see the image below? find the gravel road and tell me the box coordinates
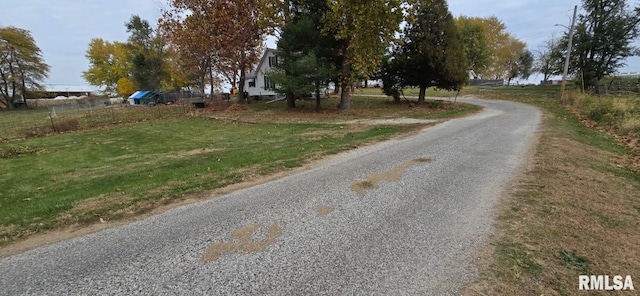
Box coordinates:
[0,98,540,295]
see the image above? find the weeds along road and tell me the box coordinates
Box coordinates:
[0,98,540,295]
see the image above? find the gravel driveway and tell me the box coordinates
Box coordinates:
[0,98,541,295]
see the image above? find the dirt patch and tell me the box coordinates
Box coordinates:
[316,206,336,216]
[300,127,370,141]
[350,158,434,196]
[225,104,248,112]
[201,223,282,262]
[338,118,439,125]
[59,192,134,224]
[173,148,222,158]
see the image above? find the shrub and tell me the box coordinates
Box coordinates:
[24,126,51,138]
[620,117,640,135]
[55,118,80,132]
[580,96,640,135]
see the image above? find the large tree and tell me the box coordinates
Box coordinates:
[565,0,640,88]
[161,0,267,102]
[0,26,49,109]
[535,34,564,83]
[486,33,528,81]
[324,0,404,110]
[383,0,467,104]
[159,11,217,94]
[125,15,167,91]
[506,47,534,85]
[455,16,491,78]
[84,16,170,96]
[83,39,132,96]
[456,16,528,82]
[268,0,338,110]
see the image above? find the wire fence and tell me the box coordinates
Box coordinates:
[595,81,640,96]
[0,95,219,141]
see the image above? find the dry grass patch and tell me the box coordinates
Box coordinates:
[300,127,366,141]
[59,192,135,225]
[467,111,640,295]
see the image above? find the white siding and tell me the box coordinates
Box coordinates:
[245,49,279,98]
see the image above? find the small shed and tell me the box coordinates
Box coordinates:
[128,91,163,105]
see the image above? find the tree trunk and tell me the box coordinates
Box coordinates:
[9,65,17,110]
[418,85,426,104]
[339,82,351,110]
[21,73,28,108]
[338,41,351,111]
[201,71,208,94]
[393,90,401,103]
[209,72,215,97]
[315,80,321,112]
[238,68,246,103]
[0,76,9,109]
[237,51,247,104]
[286,93,295,109]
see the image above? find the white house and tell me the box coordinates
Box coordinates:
[244,48,281,100]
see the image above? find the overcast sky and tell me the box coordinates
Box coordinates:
[1,0,638,91]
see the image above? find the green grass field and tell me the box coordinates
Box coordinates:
[0,96,480,246]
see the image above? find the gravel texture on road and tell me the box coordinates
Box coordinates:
[0,98,540,295]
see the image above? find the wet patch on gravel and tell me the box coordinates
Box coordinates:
[201,223,282,262]
[350,158,434,196]
[316,206,336,216]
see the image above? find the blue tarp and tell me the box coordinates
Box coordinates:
[129,91,149,99]
[128,90,164,105]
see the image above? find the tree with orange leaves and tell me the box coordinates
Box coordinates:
[160,0,267,101]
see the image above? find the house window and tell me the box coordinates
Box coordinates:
[264,77,275,90]
[248,80,255,87]
[268,55,278,67]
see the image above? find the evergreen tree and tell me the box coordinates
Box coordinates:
[385,0,467,104]
[269,0,338,111]
[125,15,167,91]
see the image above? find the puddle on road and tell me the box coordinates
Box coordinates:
[350,158,434,196]
[201,223,282,263]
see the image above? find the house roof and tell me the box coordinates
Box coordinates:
[251,48,277,76]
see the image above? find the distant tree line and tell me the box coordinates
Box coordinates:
[81,0,640,107]
[4,0,638,111]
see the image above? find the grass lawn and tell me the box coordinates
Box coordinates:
[467,89,640,295]
[352,85,480,97]
[0,95,480,248]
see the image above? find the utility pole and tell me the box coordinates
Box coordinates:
[561,5,578,101]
